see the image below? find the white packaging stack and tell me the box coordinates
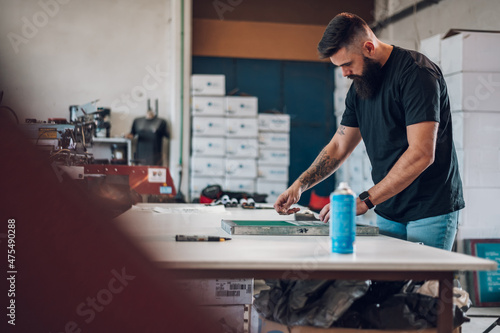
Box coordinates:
[225,96,258,118]
[190,176,225,199]
[191,96,225,116]
[191,75,226,96]
[190,75,228,199]
[223,96,258,194]
[256,180,288,205]
[439,30,500,241]
[226,158,258,179]
[419,33,443,67]
[192,117,226,137]
[257,113,290,204]
[333,66,352,117]
[190,74,260,201]
[333,67,375,225]
[191,137,225,157]
[226,138,259,158]
[440,31,500,76]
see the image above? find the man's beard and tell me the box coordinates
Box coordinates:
[348,57,383,99]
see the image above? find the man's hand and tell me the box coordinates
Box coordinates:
[274,185,301,215]
[356,197,369,216]
[319,203,330,222]
[318,197,368,223]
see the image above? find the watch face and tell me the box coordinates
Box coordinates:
[359,191,369,200]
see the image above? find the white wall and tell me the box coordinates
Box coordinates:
[1,0,172,136]
[0,0,192,195]
[374,0,500,49]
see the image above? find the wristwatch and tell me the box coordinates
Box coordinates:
[359,191,374,209]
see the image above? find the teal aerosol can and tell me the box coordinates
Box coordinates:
[330,182,356,254]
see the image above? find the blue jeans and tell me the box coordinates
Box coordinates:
[375,211,459,250]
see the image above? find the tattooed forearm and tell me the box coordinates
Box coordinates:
[298,149,341,190]
[337,125,346,135]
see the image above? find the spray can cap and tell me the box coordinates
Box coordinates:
[338,182,350,190]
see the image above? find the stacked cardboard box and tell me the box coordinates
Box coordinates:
[190,74,259,200]
[333,67,376,225]
[420,31,500,241]
[257,113,291,204]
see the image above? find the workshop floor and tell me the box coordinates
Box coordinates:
[462,307,500,333]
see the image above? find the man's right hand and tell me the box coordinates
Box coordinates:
[273,185,302,215]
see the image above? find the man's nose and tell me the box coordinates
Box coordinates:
[342,67,351,77]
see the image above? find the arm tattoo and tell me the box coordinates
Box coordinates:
[337,125,346,136]
[298,149,341,190]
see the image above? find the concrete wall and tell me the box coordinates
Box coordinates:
[0,0,192,195]
[374,0,500,49]
[1,0,173,135]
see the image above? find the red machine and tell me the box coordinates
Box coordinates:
[84,165,176,196]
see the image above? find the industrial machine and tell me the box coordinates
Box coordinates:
[20,99,176,209]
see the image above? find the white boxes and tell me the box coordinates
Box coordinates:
[445,72,500,112]
[334,66,352,89]
[334,87,348,116]
[191,157,225,177]
[460,188,500,228]
[226,158,257,178]
[191,96,225,116]
[226,118,258,138]
[419,33,442,66]
[225,96,258,118]
[258,163,288,182]
[441,31,500,75]
[175,279,254,305]
[256,180,287,204]
[225,178,256,193]
[452,111,500,150]
[191,137,225,157]
[455,147,500,188]
[258,149,290,166]
[257,114,291,132]
[190,74,264,200]
[256,113,290,200]
[191,74,226,96]
[192,117,226,137]
[190,176,225,198]
[225,138,259,158]
[258,132,290,149]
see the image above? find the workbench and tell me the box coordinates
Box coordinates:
[115,204,497,333]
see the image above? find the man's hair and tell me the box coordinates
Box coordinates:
[317,12,370,59]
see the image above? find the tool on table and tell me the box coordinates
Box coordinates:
[175,235,231,242]
[221,219,378,236]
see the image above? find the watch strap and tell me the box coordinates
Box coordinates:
[359,191,374,209]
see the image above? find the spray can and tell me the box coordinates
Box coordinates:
[330,182,356,254]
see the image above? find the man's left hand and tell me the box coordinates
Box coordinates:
[318,197,369,223]
[356,197,369,216]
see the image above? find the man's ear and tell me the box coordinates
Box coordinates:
[362,41,375,57]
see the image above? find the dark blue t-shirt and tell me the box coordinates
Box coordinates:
[340,46,464,222]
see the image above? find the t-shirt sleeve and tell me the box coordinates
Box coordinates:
[160,119,169,138]
[130,119,137,135]
[340,86,359,128]
[401,67,440,126]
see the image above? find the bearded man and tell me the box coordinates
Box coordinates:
[274,12,464,250]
